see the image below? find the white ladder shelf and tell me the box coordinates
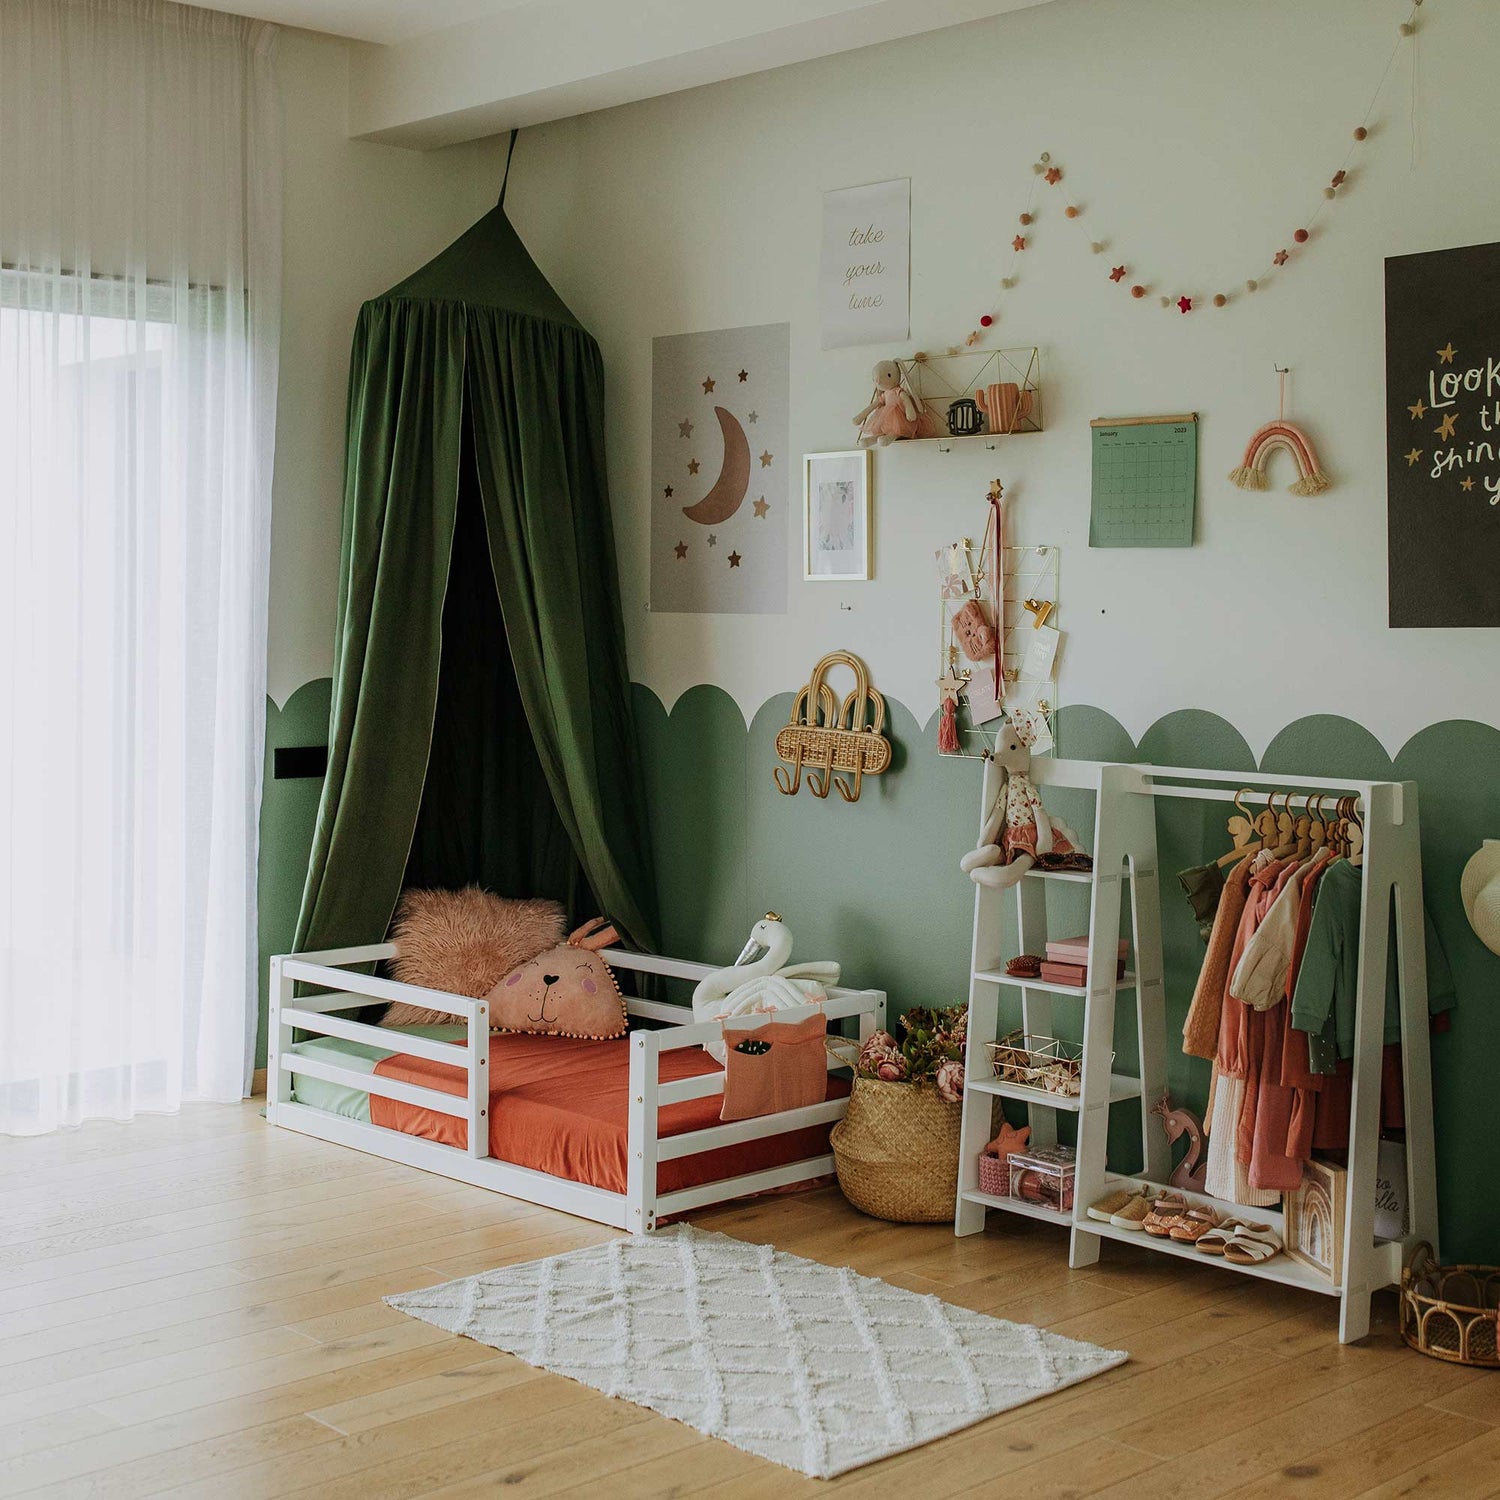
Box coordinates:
[953,758,1438,1345]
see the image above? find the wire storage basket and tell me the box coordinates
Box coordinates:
[1399,1242,1500,1368]
[986,1031,1104,1097]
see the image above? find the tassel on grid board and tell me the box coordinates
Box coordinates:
[938,697,959,754]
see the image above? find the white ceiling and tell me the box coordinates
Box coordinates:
[192,0,547,46]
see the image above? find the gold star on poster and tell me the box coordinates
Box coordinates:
[737,369,748,382]
[1434,412,1458,441]
[1408,399,1426,419]
[1405,448,1423,466]
[728,551,742,568]
[1461,476,1476,491]
[759,450,773,468]
[678,418,693,438]
[752,497,769,518]
[702,375,716,393]
[687,458,700,475]
[1437,343,1457,364]
[673,540,687,559]
[707,533,717,547]
[936,669,965,705]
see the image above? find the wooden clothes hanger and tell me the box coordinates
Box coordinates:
[1269,789,1300,858]
[1217,787,1262,867]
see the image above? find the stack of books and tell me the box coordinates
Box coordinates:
[1039,935,1128,988]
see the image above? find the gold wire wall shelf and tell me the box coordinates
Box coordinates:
[900,347,1042,451]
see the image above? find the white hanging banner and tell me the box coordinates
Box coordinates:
[819,178,910,351]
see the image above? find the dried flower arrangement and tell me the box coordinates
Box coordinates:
[854,1005,967,1102]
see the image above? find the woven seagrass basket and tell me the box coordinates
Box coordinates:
[827,1063,962,1224]
[1400,1242,1500,1368]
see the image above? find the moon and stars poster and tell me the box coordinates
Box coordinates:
[650,322,789,614]
[1386,240,1500,627]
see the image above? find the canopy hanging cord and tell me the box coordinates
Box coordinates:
[498,129,518,208]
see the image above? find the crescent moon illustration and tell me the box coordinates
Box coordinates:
[681,406,750,526]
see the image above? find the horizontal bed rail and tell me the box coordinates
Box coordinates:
[280,1053,468,1119]
[277,1006,469,1067]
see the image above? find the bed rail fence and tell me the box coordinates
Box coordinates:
[269,944,886,1231]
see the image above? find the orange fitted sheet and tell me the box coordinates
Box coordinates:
[370,1030,848,1196]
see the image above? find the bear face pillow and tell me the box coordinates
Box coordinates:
[486,918,628,1039]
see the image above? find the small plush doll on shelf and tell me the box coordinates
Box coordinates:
[960,717,1091,887]
[853,359,931,447]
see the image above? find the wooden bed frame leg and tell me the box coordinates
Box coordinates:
[627,1032,660,1235]
[267,956,294,1124]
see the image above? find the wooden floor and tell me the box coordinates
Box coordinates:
[0,1104,1496,1499]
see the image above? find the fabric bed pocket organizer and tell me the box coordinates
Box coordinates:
[486,918,628,1040]
[719,1012,829,1122]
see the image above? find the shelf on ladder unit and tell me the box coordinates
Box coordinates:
[972,969,1138,997]
[1022,868,1095,884]
[959,1188,1071,1227]
[966,1072,1143,1111]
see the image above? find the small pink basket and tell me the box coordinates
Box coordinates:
[977,1152,1010,1197]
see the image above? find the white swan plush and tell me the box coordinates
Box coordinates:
[692,914,840,1059]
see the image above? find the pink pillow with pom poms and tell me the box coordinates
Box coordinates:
[486,919,628,1040]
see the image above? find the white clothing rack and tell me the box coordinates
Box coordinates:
[955,758,1437,1343]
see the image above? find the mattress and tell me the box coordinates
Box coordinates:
[289,1024,846,1197]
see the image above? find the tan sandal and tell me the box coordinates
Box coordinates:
[1168,1205,1222,1243]
[1222,1222,1283,1265]
[1194,1217,1248,1256]
[1142,1192,1189,1238]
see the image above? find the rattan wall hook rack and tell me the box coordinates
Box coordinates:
[773,650,891,803]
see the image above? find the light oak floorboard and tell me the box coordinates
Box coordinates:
[3,1101,1487,1498]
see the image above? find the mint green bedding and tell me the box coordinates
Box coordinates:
[289,1024,465,1122]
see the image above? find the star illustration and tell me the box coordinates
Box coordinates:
[752,496,769,518]
[1461,475,1477,492]
[1273,249,1290,266]
[687,458,700,475]
[728,551,742,568]
[1437,343,1456,364]
[936,669,966,706]
[1408,398,1427,420]
[1405,447,1423,466]
[1109,265,1127,283]
[663,485,674,499]
[747,410,759,424]
[1434,412,1459,442]
[1012,234,1027,252]
[1044,166,1062,185]
[702,375,716,393]
[678,418,693,439]
[1177,295,1193,314]
[759,450,773,468]
[673,540,687,559]
[707,533,717,547]
[737,369,748,382]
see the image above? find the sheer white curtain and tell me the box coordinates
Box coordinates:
[0,0,281,1131]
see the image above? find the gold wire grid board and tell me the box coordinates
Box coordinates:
[937,540,1060,758]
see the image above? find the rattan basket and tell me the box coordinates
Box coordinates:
[826,1039,961,1223]
[1399,1242,1500,1368]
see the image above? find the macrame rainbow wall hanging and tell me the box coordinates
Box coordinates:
[1228,420,1332,496]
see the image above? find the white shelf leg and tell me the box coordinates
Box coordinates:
[956,981,999,1236]
[1016,876,1057,1152]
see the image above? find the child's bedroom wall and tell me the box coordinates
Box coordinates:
[257,0,1500,1255]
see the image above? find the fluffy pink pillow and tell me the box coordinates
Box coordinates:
[383,887,565,1027]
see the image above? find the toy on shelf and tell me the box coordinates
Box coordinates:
[774,650,891,802]
[1151,1091,1208,1194]
[959,718,1090,887]
[853,359,932,446]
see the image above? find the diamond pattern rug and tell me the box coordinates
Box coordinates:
[386,1224,1126,1478]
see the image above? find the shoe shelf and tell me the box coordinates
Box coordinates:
[959,1188,1070,1228]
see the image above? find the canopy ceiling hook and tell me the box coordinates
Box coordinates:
[498,128,518,209]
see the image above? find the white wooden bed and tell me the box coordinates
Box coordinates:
[267,943,885,1233]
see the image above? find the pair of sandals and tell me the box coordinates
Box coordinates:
[1143,1193,1282,1263]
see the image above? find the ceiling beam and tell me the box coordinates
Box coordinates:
[348,0,1054,150]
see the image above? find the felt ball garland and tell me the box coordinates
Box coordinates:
[961,0,1422,343]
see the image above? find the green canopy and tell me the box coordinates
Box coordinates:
[293,204,659,958]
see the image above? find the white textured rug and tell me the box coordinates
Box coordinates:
[386,1224,1126,1478]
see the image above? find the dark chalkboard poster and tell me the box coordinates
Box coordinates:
[1386,240,1500,627]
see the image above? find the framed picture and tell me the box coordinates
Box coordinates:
[1285,1156,1347,1283]
[803,449,871,581]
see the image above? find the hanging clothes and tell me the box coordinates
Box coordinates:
[1182,854,1254,1061]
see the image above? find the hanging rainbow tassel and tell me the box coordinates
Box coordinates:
[1228,420,1331,496]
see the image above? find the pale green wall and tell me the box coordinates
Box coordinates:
[257,680,1500,1259]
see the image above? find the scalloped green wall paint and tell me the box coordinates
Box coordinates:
[256,681,1500,1259]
